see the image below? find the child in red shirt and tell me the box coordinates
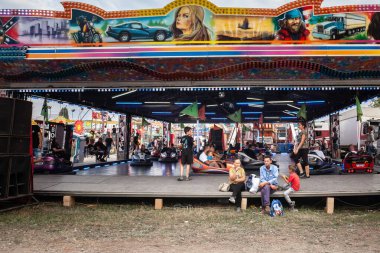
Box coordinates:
[281,165,300,211]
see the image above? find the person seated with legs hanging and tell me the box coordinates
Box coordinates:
[259,156,279,215]
[228,159,246,212]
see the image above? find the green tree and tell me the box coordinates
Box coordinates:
[59,107,69,119]
[372,98,380,108]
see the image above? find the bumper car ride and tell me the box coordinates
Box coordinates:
[192,158,233,174]
[150,150,160,161]
[130,154,153,166]
[34,154,73,174]
[237,152,278,170]
[158,148,178,162]
[342,152,374,174]
[296,152,340,175]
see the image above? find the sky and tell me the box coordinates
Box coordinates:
[0,0,378,11]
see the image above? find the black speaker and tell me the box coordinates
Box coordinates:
[0,155,32,200]
[9,136,30,154]
[0,98,13,135]
[0,97,32,155]
[0,97,33,201]
[0,136,8,154]
[13,99,33,136]
[0,155,10,199]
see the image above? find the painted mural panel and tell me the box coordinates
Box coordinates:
[100,5,214,43]
[0,17,19,44]
[18,17,70,45]
[0,4,379,46]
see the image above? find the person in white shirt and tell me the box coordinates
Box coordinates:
[199,145,210,163]
[311,143,325,160]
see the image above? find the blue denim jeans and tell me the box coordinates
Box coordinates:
[260,184,276,207]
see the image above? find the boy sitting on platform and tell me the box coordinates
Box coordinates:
[281,165,300,211]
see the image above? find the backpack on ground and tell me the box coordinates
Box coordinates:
[270,199,284,217]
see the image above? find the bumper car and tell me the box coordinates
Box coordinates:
[342,152,374,173]
[306,152,341,175]
[294,151,341,175]
[237,152,279,170]
[150,149,160,161]
[158,148,179,163]
[130,153,153,166]
[34,154,73,174]
[192,158,233,174]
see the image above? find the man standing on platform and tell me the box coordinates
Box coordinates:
[178,126,194,181]
[105,132,114,158]
[259,156,279,214]
[32,124,42,161]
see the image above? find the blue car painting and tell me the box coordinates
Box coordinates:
[106,22,172,42]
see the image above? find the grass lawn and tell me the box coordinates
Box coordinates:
[0,201,379,253]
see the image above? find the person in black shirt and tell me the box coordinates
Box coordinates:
[32,125,42,159]
[244,144,257,160]
[94,137,107,162]
[51,137,65,158]
[105,132,113,158]
[178,126,194,181]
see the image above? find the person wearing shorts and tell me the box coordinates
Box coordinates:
[178,126,194,181]
[294,121,310,178]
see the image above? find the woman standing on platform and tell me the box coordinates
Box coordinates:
[228,159,246,212]
[293,121,310,178]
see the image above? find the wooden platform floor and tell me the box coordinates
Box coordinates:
[34,173,380,198]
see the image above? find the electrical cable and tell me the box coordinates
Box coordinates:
[335,197,380,208]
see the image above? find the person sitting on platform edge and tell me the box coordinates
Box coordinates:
[281,165,300,211]
[93,137,108,162]
[259,155,279,215]
[228,159,246,212]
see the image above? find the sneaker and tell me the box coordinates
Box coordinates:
[236,207,241,212]
[300,172,306,178]
[185,176,192,181]
[229,196,236,204]
[177,177,184,181]
[290,201,298,212]
[264,205,270,214]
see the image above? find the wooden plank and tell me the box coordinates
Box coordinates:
[326,197,334,214]
[63,196,75,207]
[34,190,380,198]
[33,174,380,199]
[241,198,247,210]
[155,198,163,210]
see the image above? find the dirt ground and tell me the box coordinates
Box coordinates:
[0,201,379,253]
